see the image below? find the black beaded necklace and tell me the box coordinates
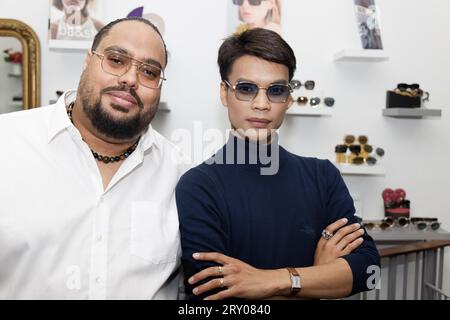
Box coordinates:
[66,101,140,164]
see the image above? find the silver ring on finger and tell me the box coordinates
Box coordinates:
[217,265,223,276]
[219,277,225,288]
[322,229,334,240]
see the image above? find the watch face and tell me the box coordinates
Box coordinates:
[291,274,301,289]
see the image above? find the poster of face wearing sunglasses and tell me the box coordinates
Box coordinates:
[354,0,383,50]
[228,0,282,36]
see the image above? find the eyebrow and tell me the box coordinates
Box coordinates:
[103,45,163,69]
[236,78,289,85]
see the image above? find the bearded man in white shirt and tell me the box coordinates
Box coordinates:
[0,17,185,299]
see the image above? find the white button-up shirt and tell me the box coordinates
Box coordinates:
[0,91,187,299]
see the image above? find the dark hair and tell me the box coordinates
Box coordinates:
[218,28,296,81]
[91,17,168,66]
[53,0,90,18]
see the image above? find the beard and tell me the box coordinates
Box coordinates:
[79,81,159,140]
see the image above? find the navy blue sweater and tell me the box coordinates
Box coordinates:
[176,135,380,298]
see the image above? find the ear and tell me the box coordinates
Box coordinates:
[220,82,229,108]
[83,50,92,71]
[286,94,294,110]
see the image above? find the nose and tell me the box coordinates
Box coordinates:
[242,0,251,8]
[251,88,271,111]
[117,63,139,90]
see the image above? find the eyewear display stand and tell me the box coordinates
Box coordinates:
[358,226,450,300]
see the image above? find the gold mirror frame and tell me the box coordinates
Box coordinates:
[0,19,40,109]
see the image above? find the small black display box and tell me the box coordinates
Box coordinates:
[386,90,421,108]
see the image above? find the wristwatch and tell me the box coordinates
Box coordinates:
[287,267,301,296]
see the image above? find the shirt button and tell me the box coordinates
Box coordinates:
[97,234,103,241]
[96,276,101,284]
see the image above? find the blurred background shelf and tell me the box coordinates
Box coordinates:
[334,49,389,62]
[334,163,386,176]
[383,108,442,119]
[286,106,333,117]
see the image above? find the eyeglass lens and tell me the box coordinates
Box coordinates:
[101,51,163,89]
[233,82,291,103]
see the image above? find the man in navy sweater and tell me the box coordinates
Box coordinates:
[176,28,380,300]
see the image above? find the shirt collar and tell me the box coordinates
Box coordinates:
[46,90,76,144]
[46,89,160,153]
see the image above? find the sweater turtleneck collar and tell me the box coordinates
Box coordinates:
[207,131,285,176]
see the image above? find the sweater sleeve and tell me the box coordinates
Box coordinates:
[324,160,381,296]
[175,167,228,299]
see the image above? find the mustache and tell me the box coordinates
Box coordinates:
[101,85,143,109]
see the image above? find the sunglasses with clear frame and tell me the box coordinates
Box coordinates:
[232,0,265,6]
[223,80,293,103]
[92,50,166,89]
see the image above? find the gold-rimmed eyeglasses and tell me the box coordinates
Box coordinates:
[92,50,166,89]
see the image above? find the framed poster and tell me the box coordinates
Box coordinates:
[354,0,383,50]
[227,0,282,36]
[48,0,106,50]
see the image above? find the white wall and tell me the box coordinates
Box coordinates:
[1,0,449,295]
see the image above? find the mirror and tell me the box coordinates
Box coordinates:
[0,19,40,112]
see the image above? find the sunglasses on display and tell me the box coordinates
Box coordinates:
[397,83,420,91]
[363,216,410,230]
[411,217,441,231]
[223,80,292,103]
[363,220,393,231]
[351,156,377,166]
[324,97,335,107]
[232,0,265,6]
[290,80,315,90]
[296,96,321,106]
[92,50,165,89]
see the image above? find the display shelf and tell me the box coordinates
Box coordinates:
[333,49,389,62]
[8,73,21,78]
[286,106,333,117]
[367,226,450,242]
[382,108,442,119]
[333,163,386,176]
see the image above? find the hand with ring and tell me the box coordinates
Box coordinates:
[314,217,365,266]
[188,252,283,300]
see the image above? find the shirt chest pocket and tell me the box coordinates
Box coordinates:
[130,201,180,264]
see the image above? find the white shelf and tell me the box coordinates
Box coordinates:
[286,106,333,117]
[333,163,386,176]
[383,108,442,119]
[333,49,389,62]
